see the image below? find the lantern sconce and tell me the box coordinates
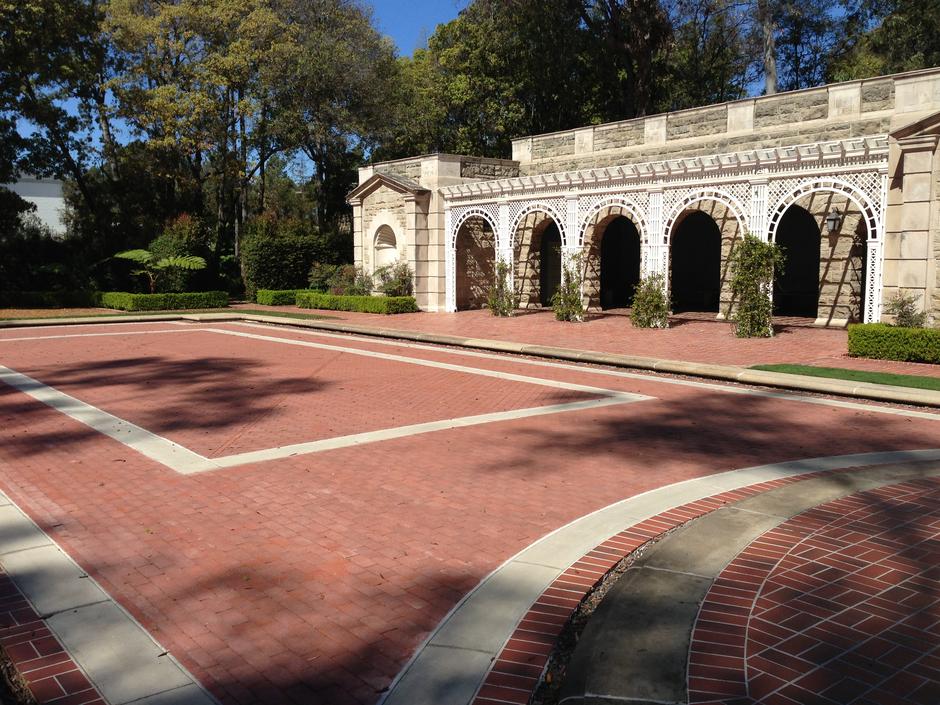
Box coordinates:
[825,209,842,234]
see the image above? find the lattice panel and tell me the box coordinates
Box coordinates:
[508,198,569,241]
[661,185,751,239]
[449,204,499,245]
[766,173,883,242]
[576,193,650,245]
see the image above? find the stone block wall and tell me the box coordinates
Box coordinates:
[513,211,551,309]
[359,185,407,272]
[513,75,901,175]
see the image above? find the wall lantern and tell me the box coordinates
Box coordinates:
[825,209,842,234]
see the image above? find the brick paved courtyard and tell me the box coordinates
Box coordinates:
[0,319,938,704]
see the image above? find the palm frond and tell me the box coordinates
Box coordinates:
[114,249,155,264]
[155,255,207,271]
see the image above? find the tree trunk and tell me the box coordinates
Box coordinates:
[758,0,777,95]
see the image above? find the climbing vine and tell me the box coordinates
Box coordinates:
[729,234,784,338]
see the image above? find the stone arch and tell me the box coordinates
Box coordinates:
[664,190,749,245]
[581,205,644,311]
[774,192,868,324]
[373,225,399,272]
[455,215,496,310]
[767,179,878,244]
[668,198,744,316]
[514,211,562,309]
[451,208,499,247]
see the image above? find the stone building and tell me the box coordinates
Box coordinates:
[349,67,940,326]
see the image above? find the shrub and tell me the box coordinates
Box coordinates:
[486,259,517,317]
[729,234,784,338]
[375,261,414,297]
[848,323,940,364]
[883,292,927,329]
[308,262,338,291]
[240,215,321,299]
[327,264,372,296]
[256,289,307,306]
[296,291,418,314]
[99,291,228,311]
[552,250,586,322]
[149,214,213,292]
[0,291,102,308]
[630,273,670,329]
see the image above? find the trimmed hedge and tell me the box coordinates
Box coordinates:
[100,291,229,311]
[0,291,102,308]
[847,323,940,364]
[256,289,308,306]
[296,291,419,314]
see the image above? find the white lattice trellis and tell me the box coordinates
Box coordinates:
[449,204,499,245]
[507,198,569,245]
[576,193,650,246]
[662,184,751,241]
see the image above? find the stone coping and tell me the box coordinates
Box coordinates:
[2,312,938,408]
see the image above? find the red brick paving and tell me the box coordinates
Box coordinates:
[234,304,940,379]
[0,322,938,705]
[0,567,105,704]
[689,477,940,705]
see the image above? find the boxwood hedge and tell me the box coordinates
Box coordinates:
[295,291,418,314]
[847,323,940,364]
[100,291,229,311]
[255,289,308,306]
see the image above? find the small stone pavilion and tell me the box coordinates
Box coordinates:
[348,67,940,326]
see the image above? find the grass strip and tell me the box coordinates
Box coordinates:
[751,363,940,391]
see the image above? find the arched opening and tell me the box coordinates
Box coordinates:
[373,225,398,271]
[539,223,562,307]
[455,216,496,310]
[774,206,820,317]
[514,211,561,309]
[670,211,722,313]
[599,217,641,310]
[771,191,868,324]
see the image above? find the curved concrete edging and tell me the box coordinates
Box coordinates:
[378,449,940,705]
[2,312,937,407]
[0,491,220,705]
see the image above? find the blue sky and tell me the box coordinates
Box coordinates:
[370,0,466,55]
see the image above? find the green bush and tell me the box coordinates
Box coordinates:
[486,259,517,317]
[729,234,784,338]
[99,291,229,311]
[308,262,338,291]
[883,291,927,329]
[240,215,322,299]
[149,214,213,292]
[630,273,669,328]
[848,323,940,364]
[0,291,102,308]
[296,291,418,314]
[255,289,307,306]
[375,261,414,297]
[327,264,372,296]
[552,251,586,322]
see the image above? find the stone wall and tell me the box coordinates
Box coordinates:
[460,158,520,179]
[514,76,898,175]
[456,216,496,310]
[374,159,423,181]
[360,185,407,271]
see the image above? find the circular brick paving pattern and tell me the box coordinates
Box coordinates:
[689,478,940,705]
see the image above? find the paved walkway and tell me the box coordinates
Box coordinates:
[0,320,938,704]
[231,305,940,379]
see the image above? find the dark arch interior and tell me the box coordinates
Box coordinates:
[600,217,641,310]
[539,222,562,307]
[774,206,821,318]
[670,211,721,313]
[455,222,495,310]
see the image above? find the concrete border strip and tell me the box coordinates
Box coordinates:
[0,328,647,474]
[3,311,935,407]
[378,449,940,705]
[0,491,220,705]
[227,321,940,421]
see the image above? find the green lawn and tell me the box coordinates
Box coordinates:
[751,364,940,392]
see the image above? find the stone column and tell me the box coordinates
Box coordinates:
[497,200,513,297]
[444,207,456,312]
[883,135,937,323]
[350,199,364,270]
